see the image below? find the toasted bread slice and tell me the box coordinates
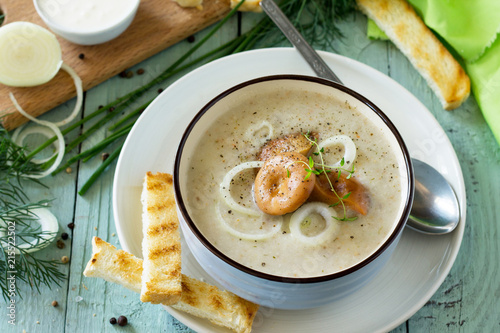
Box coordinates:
[84,237,260,333]
[356,0,470,110]
[140,172,182,304]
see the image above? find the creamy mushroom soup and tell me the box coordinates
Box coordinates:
[185,82,406,278]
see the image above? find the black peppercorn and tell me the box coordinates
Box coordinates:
[187,35,195,43]
[61,232,69,240]
[109,317,117,325]
[78,53,85,60]
[117,315,128,326]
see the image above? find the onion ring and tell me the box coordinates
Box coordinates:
[318,135,356,169]
[220,161,264,216]
[289,202,340,246]
[215,201,283,241]
[9,93,65,179]
[11,124,59,164]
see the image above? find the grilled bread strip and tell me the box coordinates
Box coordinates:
[356,0,470,110]
[140,172,182,304]
[83,237,260,333]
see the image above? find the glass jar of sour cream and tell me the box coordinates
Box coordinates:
[34,0,140,45]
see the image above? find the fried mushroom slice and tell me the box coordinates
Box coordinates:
[258,132,318,161]
[309,172,370,216]
[254,152,316,215]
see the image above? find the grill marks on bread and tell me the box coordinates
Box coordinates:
[356,0,470,110]
[140,172,182,304]
[83,237,260,333]
[83,172,260,332]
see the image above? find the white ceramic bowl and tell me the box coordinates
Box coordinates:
[33,0,140,45]
[174,75,414,310]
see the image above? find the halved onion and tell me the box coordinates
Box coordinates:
[220,161,264,216]
[0,22,62,87]
[289,202,340,245]
[0,208,59,254]
[317,135,356,169]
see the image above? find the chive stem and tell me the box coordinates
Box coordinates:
[78,143,123,196]
[81,124,132,163]
[51,123,132,175]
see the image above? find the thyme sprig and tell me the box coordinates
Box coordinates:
[303,132,357,221]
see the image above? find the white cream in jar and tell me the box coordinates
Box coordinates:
[37,0,138,32]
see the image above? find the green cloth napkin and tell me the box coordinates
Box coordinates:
[408,0,500,62]
[368,0,500,145]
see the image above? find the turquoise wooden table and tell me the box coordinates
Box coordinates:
[2,6,499,333]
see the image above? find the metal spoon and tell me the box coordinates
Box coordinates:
[260,0,461,234]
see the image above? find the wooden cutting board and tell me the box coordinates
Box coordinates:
[0,0,231,130]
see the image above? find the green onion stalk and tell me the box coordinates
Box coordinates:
[23,0,356,194]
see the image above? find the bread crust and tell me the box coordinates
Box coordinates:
[140,172,182,304]
[84,237,259,333]
[356,0,470,110]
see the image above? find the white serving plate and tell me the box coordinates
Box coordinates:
[113,48,466,333]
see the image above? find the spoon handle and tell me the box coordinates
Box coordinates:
[260,0,343,85]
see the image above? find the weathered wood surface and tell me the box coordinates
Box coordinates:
[0,0,231,130]
[1,9,499,333]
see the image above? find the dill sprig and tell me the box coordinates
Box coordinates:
[249,0,356,50]
[0,126,64,300]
